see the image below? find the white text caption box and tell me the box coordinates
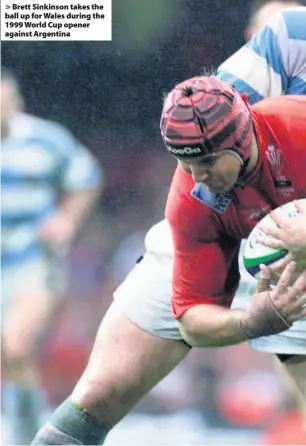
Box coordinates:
[1,0,112,41]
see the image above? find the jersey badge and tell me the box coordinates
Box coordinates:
[266,145,293,193]
[191,183,232,213]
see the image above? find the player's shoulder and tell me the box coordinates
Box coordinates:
[166,165,194,220]
[166,165,219,240]
[32,114,74,141]
[263,6,306,46]
[252,95,306,116]
[12,112,73,142]
[267,6,306,39]
[251,96,306,150]
[250,7,306,58]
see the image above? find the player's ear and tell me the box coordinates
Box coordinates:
[244,26,255,42]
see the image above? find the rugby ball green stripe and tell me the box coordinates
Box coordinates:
[244,249,287,268]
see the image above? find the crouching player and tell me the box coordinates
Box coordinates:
[31,7,306,445]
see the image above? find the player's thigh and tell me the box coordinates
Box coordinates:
[1,258,61,359]
[72,301,191,426]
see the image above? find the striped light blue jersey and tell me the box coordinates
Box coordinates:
[1,113,102,267]
[217,7,306,104]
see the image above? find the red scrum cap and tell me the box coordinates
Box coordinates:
[160,76,252,164]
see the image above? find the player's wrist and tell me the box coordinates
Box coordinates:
[239,299,292,340]
[235,311,252,341]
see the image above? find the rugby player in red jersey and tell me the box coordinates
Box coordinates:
[31,11,306,446]
[30,80,306,446]
[162,76,306,344]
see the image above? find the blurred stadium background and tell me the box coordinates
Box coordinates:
[1,0,305,444]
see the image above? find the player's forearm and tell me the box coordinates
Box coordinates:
[59,188,100,226]
[178,304,247,348]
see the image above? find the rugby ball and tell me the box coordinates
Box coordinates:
[243,198,306,285]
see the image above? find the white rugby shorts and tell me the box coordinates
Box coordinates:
[114,249,306,354]
[114,251,181,340]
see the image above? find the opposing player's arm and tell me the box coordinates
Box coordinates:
[170,226,247,348]
[217,8,306,104]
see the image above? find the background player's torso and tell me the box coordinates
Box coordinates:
[1,113,101,267]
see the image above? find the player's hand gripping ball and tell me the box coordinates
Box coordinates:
[244,199,306,286]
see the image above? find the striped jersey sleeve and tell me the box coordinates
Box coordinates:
[217,7,306,104]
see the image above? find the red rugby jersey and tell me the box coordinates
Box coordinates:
[165,96,306,318]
